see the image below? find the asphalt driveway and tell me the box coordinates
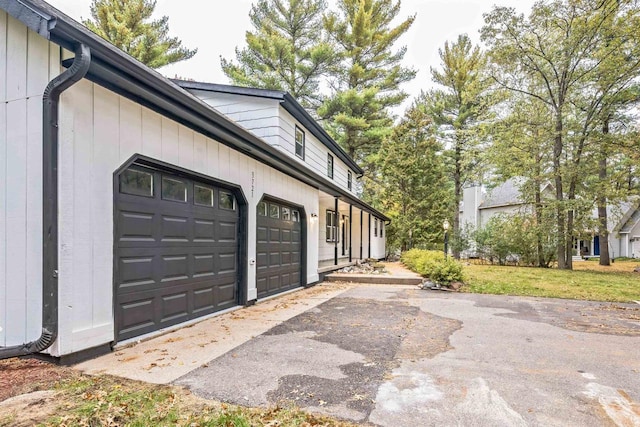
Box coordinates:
[174,285,640,426]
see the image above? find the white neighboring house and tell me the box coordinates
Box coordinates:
[0,0,387,361]
[460,179,640,259]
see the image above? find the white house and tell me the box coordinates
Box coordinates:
[461,179,640,259]
[0,0,387,362]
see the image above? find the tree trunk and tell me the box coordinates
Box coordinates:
[535,183,545,268]
[453,140,462,259]
[553,113,568,269]
[598,119,610,265]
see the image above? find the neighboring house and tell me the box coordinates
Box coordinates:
[0,0,387,361]
[461,179,640,259]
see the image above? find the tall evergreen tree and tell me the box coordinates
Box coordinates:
[319,0,416,166]
[83,0,196,68]
[379,102,452,251]
[220,0,337,110]
[423,34,492,259]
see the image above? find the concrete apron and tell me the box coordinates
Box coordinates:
[73,282,355,384]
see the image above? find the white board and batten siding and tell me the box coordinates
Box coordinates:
[55,78,320,356]
[189,90,357,196]
[1,15,320,355]
[0,11,62,348]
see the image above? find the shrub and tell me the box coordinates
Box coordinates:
[401,249,465,284]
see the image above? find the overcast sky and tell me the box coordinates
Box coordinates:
[47,0,536,115]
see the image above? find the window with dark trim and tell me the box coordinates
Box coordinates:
[295,126,305,159]
[120,167,153,197]
[219,191,236,210]
[257,201,268,216]
[162,176,187,202]
[326,210,339,242]
[381,222,384,238]
[194,185,214,206]
[347,170,352,190]
[327,154,334,179]
[374,218,378,237]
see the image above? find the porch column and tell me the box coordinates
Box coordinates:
[368,213,371,259]
[334,197,339,266]
[360,209,363,260]
[349,204,353,262]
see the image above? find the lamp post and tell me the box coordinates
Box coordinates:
[443,220,450,260]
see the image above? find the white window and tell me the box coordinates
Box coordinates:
[347,170,352,190]
[327,154,334,179]
[326,210,339,242]
[295,126,305,159]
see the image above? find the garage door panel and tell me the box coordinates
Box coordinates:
[116,167,240,342]
[160,255,189,282]
[194,254,215,277]
[269,227,280,242]
[194,219,215,241]
[119,210,155,242]
[118,298,155,336]
[160,292,189,323]
[161,215,190,242]
[257,226,268,243]
[118,255,156,290]
[219,221,237,242]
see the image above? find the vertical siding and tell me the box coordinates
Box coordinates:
[0,10,7,345]
[52,78,321,354]
[0,16,57,346]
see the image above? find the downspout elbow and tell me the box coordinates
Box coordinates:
[0,43,90,360]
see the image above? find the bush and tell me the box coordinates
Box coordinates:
[401,249,465,284]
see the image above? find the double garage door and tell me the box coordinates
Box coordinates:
[115,164,240,342]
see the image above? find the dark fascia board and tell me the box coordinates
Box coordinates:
[174,80,364,176]
[6,0,387,220]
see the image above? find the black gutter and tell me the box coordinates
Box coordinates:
[0,43,91,359]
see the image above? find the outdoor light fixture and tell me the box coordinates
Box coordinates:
[310,213,318,222]
[443,220,450,260]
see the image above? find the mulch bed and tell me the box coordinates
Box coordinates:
[0,357,77,402]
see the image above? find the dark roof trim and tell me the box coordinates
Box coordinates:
[3,0,386,220]
[174,80,364,176]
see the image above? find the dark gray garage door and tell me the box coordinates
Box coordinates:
[115,165,240,342]
[256,199,302,298]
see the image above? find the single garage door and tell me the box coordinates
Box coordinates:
[115,164,240,342]
[256,199,303,298]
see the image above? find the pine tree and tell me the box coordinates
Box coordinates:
[220,0,337,111]
[319,0,416,166]
[379,102,452,251]
[83,0,196,69]
[423,34,492,259]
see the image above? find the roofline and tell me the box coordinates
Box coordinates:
[173,80,364,175]
[1,0,387,220]
[478,202,525,210]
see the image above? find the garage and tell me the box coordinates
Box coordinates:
[256,199,304,298]
[114,162,241,342]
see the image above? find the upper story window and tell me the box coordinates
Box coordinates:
[347,170,352,190]
[295,126,305,159]
[327,154,334,179]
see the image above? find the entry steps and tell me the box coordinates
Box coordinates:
[324,272,423,285]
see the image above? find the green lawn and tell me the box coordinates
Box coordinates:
[463,261,640,302]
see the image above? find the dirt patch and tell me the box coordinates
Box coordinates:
[0,357,78,402]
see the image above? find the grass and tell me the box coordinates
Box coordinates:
[3,373,357,427]
[463,260,640,302]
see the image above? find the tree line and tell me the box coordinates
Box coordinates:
[84,0,640,270]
